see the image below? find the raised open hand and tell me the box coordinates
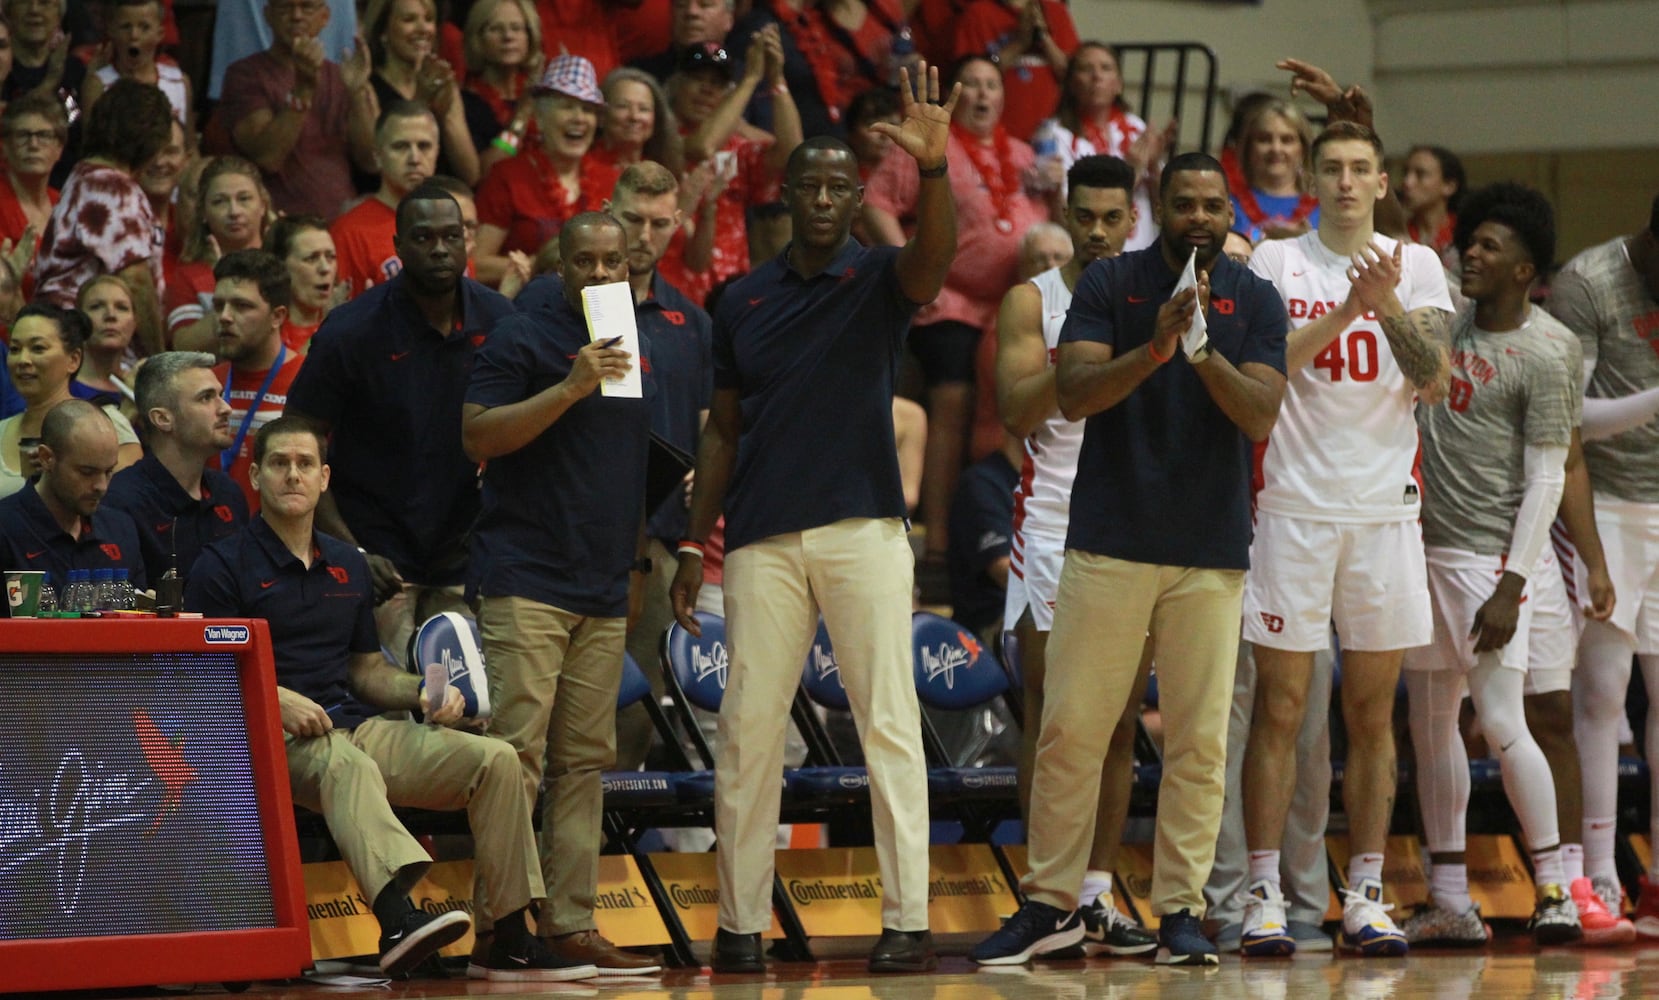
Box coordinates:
[868,61,959,171]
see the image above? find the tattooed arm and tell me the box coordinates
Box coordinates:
[1349,241,1451,399]
[1381,305,1451,400]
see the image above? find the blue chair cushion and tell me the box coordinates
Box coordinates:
[911,612,1007,710]
[664,613,731,714]
[799,619,850,710]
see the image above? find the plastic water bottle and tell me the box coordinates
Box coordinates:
[37,573,58,617]
[93,568,116,612]
[112,569,136,611]
[887,27,919,87]
[66,570,95,614]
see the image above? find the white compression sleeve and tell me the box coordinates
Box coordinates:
[1505,443,1567,580]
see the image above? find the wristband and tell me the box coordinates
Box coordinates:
[678,540,705,559]
[491,132,520,155]
[917,161,947,179]
[1146,339,1173,364]
[772,82,789,96]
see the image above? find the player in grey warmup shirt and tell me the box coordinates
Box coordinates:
[1401,182,1583,948]
[1550,194,1659,933]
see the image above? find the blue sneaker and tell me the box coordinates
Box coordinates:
[970,900,1085,965]
[1339,878,1408,956]
[1156,909,1218,967]
[408,612,490,719]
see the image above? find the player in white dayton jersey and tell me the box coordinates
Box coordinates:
[992,154,1154,958]
[1237,122,1453,957]
[1554,194,1659,935]
[1402,183,1583,947]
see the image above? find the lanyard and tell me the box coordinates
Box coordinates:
[220,345,285,471]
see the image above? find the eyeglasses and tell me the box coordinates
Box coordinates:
[4,129,61,146]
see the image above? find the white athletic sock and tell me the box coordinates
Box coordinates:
[1533,847,1566,889]
[1431,863,1472,913]
[1584,815,1619,882]
[1080,869,1111,907]
[1248,850,1282,890]
[1560,843,1585,883]
[1348,852,1384,887]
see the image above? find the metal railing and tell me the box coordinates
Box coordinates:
[1113,42,1222,154]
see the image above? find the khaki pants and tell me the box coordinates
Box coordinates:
[716,517,931,933]
[285,716,541,932]
[479,595,626,936]
[1024,551,1243,917]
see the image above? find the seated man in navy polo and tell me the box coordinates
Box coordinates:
[461,211,663,975]
[0,399,145,588]
[184,415,597,983]
[104,352,249,585]
[285,182,517,662]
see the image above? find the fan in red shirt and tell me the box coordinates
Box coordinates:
[474,54,620,286]
[0,95,66,302]
[953,0,1077,142]
[208,249,307,510]
[167,157,275,353]
[266,215,341,355]
[331,102,442,298]
[656,37,800,306]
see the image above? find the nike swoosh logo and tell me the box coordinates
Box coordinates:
[1128,295,1150,303]
[1291,270,1306,277]
[24,550,45,559]
[154,522,172,533]
[1048,313,1063,321]
[389,351,410,362]
[1056,917,1070,930]
[748,297,764,307]
[260,580,277,589]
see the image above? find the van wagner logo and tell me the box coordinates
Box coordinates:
[0,710,199,915]
[204,624,250,644]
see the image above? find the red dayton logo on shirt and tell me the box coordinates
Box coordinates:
[327,566,350,584]
[1213,298,1236,315]
[100,543,122,561]
[1259,612,1285,634]
[213,506,235,523]
[661,310,686,326]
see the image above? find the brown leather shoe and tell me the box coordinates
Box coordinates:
[545,929,663,975]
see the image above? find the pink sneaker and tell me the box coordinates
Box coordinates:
[1570,877,1635,946]
[1635,875,1659,939]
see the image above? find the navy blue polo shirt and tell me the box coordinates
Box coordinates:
[284,273,517,586]
[948,450,1018,635]
[713,240,917,551]
[184,517,379,728]
[466,289,655,618]
[103,454,249,586]
[0,484,147,587]
[517,271,712,543]
[1059,246,1287,570]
